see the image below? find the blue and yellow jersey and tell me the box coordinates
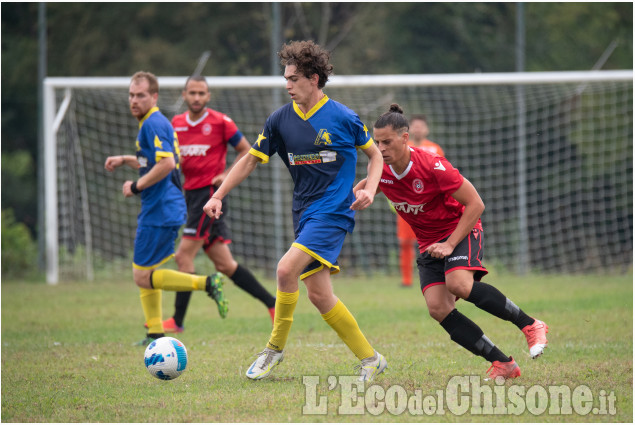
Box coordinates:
[249,96,373,234]
[135,107,186,227]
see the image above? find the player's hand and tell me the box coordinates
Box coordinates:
[352,179,366,194]
[350,189,374,211]
[122,180,134,198]
[426,242,454,259]
[105,155,124,172]
[211,172,227,187]
[203,197,223,219]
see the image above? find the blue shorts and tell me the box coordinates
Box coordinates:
[292,218,347,280]
[133,225,180,269]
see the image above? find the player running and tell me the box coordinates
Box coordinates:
[155,75,276,333]
[104,71,227,346]
[395,115,444,288]
[203,40,387,382]
[354,103,548,379]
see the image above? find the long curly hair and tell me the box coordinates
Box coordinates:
[279,40,333,89]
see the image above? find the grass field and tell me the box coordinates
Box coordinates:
[1,271,632,422]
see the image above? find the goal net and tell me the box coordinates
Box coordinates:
[44,71,633,283]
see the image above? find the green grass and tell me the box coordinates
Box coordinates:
[2,272,632,422]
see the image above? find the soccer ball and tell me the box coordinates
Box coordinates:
[144,337,188,380]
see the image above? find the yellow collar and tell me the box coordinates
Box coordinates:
[139,106,159,128]
[293,95,329,121]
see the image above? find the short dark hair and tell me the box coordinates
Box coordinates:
[279,40,333,89]
[184,75,208,90]
[374,103,409,133]
[410,114,428,124]
[131,71,159,95]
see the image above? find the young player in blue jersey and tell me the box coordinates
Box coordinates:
[154,76,276,335]
[203,41,387,382]
[104,71,228,346]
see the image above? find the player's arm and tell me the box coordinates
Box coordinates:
[203,152,260,219]
[122,156,175,198]
[104,154,140,172]
[211,136,251,187]
[426,178,485,258]
[352,177,383,196]
[350,142,383,210]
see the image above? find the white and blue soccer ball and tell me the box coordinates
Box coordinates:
[144,337,188,380]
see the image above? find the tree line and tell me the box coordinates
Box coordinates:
[1,2,632,270]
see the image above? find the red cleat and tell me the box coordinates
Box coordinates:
[487,357,521,380]
[162,317,184,333]
[522,319,548,359]
[144,317,184,333]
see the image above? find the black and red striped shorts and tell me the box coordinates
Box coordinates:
[182,185,232,250]
[416,228,488,294]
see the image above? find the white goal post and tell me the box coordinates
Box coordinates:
[44,70,633,284]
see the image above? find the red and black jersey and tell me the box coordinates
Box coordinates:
[171,108,243,191]
[379,147,482,252]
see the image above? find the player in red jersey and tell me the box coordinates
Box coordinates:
[354,104,548,380]
[162,75,276,332]
[396,115,444,288]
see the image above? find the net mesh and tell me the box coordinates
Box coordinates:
[52,76,633,280]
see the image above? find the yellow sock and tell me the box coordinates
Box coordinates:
[139,287,163,334]
[267,289,299,351]
[322,300,375,360]
[151,269,207,291]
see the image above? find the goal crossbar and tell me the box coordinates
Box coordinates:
[45,70,633,90]
[43,70,633,283]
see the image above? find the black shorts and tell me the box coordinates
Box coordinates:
[182,186,232,251]
[416,228,488,294]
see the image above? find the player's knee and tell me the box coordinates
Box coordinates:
[215,260,237,277]
[428,303,452,322]
[175,250,195,273]
[276,262,296,284]
[446,278,471,299]
[306,290,320,307]
[306,289,330,309]
[133,273,151,289]
[174,250,185,268]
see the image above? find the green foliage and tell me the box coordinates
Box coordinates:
[1,151,37,233]
[1,2,632,247]
[1,273,632,421]
[1,209,38,279]
[341,3,518,74]
[1,4,39,154]
[527,3,633,71]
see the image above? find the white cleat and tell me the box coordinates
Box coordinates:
[246,347,284,380]
[356,350,388,382]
